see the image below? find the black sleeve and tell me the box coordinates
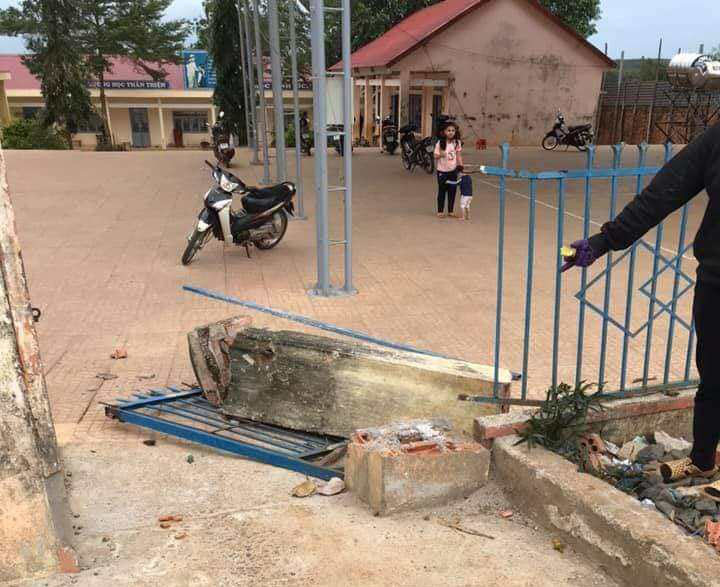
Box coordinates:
[589,124,719,255]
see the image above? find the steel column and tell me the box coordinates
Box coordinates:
[268,0,286,182]
[251,0,271,184]
[493,144,510,397]
[341,0,354,293]
[241,0,259,165]
[310,0,330,294]
[289,0,306,219]
[236,0,253,150]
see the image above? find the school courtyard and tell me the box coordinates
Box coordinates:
[7,144,699,584]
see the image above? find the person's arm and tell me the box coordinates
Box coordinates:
[456,142,463,168]
[434,142,444,160]
[588,125,719,257]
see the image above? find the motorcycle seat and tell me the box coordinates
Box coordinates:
[242,182,295,214]
[569,124,591,132]
[399,124,417,134]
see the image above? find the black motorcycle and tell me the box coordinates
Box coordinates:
[542,112,593,152]
[328,124,352,156]
[399,124,434,174]
[380,116,398,154]
[299,112,312,156]
[211,111,235,166]
[181,161,295,265]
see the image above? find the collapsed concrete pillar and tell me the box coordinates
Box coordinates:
[0,148,76,581]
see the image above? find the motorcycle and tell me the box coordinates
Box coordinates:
[327,124,352,156]
[542,112,593,151]
[399,124,434,174]
[379,115,398,154]
[212,111,235,166]
[181,160,295,265]
[300,112,312,156]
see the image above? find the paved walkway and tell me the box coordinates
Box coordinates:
[6,145,700,444]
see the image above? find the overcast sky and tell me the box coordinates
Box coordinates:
[0,0,716,59]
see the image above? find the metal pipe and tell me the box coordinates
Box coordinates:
[619,143,648,390]
[289,0,306,219]
[551,176,566,389]
[598,144,622,388]
[268,0,286,182]
[493,144,510,398]
[251,0,271,184]
[641,143,673,385]
[521,178,537,399]
[341,0,353,293]
[241,0,259,165]
[236,0,253,150]
[664,197,689,384]
[311,0,330,294]
[646,39,663,144]
[575,147,595,387]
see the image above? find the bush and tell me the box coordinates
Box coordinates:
[1,118,69,150]
[284,123,313,149]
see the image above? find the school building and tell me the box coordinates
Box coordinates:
[335,0,615,146]
[0,53,313,150]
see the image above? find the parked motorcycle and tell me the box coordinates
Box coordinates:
[542,112,593,151]
[380,115,398,154]
[212,111,235,166]
[399,124,434,174]
[327,124,352,156]
[181,161,295,265]
[300,112,312,156]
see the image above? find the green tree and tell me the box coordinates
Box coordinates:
[77,0,189,143]
[0,0,92,143]
[206,0,246,143]
[538,0,601,38]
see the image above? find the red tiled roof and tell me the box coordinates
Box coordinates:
[0,55,185,90]
[333,0,614,70]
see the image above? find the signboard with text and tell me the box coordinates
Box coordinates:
[263,80,313,91]
[88,80,170,90]
[182,50,217,89]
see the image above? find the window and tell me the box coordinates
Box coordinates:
[22,107,41,120]
[173,111,209,133]
[77,114,105,133]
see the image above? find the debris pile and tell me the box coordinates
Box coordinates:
[572,430,720,546]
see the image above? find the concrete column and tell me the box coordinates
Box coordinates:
[399,70,411,127]
[363,79,372,144]
[210,106,216,126]
[0,74,11,125]
[442,84,450,114]
[157,99,166,150]
[0,149,75,581]
[421,86,433,137]
[378,76,385,151]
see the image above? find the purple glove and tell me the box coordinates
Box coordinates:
[561,239,597,272]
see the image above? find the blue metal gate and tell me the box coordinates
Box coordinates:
[477,142,698,404]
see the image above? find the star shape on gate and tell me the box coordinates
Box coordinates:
[574,240,695,338]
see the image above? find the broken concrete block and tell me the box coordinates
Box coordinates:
[654,430,692,454]
[618,436,649,462]
[344,420,490,516]
[188,316,512,436]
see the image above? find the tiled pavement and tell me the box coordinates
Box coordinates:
[6,144,703,443]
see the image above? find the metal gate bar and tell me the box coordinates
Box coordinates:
[104,387,345,480]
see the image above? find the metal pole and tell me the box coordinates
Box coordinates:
[612,50,625,143]
[646,39,663,144]
[236,0,253,150]
[289,0,306,219]
[251,0,271,184]
[268,0,286,182]
[241,0,259,164]
[311,0,330,295]
[341,0,353,293]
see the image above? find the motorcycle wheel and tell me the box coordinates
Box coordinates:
[182,228,210,265]
[401,149,411,170]
[422,151,435,174]
[387,144,397,155]
[542,135,559,151]
[255,211,288,250]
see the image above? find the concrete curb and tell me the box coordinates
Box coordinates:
[493,435,720,587]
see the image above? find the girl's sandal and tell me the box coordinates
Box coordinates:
[437,213,447,218]
[701,480,720,502]
[659,457,717,483]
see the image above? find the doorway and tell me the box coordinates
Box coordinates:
[129,108,151,148]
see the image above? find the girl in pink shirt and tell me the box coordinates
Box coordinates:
[433,123,463,218]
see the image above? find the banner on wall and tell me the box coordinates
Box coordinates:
[181,50,217,89]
